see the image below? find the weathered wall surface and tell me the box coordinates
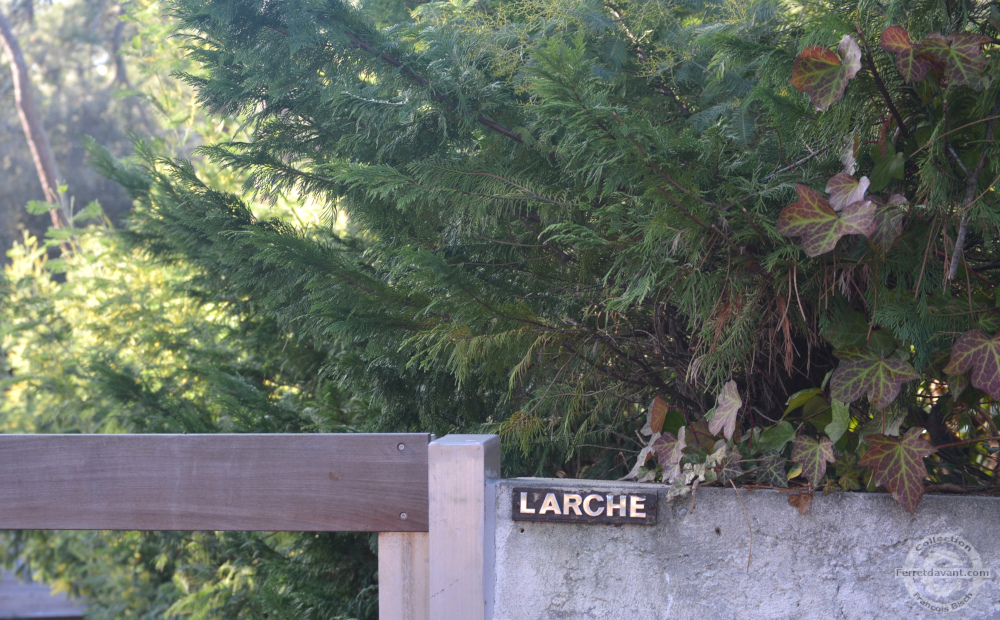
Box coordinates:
[494,479,1000,619]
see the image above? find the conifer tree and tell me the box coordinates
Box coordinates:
[98,0,997,480]
[97,0,1000,494]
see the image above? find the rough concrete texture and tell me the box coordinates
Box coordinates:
[494,479,1000,619]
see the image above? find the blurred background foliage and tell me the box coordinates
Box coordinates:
[1,0,376,617]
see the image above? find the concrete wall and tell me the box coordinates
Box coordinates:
[494,479,1000,619]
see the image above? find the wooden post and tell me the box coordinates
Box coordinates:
[428,435,500,620]
[378,532,429,620]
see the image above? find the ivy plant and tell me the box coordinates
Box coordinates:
[623,3,1000,513]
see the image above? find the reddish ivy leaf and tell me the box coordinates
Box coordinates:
[790,435,836,488]
[708,380,740,440]
[880,26,935,82]
[825,173,869,211]
[860,429,935,512]
[869,211,903,249]
[718,445,743,484]
[869,195,907,249]
[756,450,788,488]
[652,427,686,482]
[887,193,908,208]
[791,35,862,110]
[942,330,1000,400]
[777,185,875,257]
[649,395,669,434]
[918,32,991,88]
[830,346,920,409]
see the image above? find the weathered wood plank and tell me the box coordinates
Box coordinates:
[0,434,429,532]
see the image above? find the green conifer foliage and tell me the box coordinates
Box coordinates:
[105,0,808,475]
[1,221,378,617]
[96,0,1000,491]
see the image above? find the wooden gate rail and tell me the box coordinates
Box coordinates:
[0,433,500,620]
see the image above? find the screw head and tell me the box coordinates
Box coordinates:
[397,443,405,451]
[400,512,408,520]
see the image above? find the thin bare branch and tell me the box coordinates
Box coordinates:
[948,103,998,281]
[0,10,66,230]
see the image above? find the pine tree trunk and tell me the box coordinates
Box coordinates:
[0,10,65,230]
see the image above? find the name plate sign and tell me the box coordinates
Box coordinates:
[511,487,657,525]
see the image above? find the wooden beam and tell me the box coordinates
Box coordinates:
[0,434,429,532]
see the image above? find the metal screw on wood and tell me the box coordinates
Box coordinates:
[400,512,408,520]
[398,443,405,451]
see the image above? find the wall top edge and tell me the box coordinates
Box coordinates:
[497,479,1000,506]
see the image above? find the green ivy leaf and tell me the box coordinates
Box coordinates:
[918,32,991,88]
[822,309,869,348]
[652,427,686,482]
[824,398,851,443]
[880,26,935,82]
[662,410,686,436]
[790,435,836,488]
[784,388,824,415]
[754,420,796,453]
[830,346,920,409]
[868,198,906,249]
[839,470,862,491]
[777,185,875,257]
[755,450,788,488]
[869,142,905,193]
[867,328,898,357]
[825,173,869,211]
[802,394,829,418]
[942,330,1000,400]
[790,35,862,111]
[708,380,740,440]
[859,429,935,512]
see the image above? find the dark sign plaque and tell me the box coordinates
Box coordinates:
[511,487,657,525]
